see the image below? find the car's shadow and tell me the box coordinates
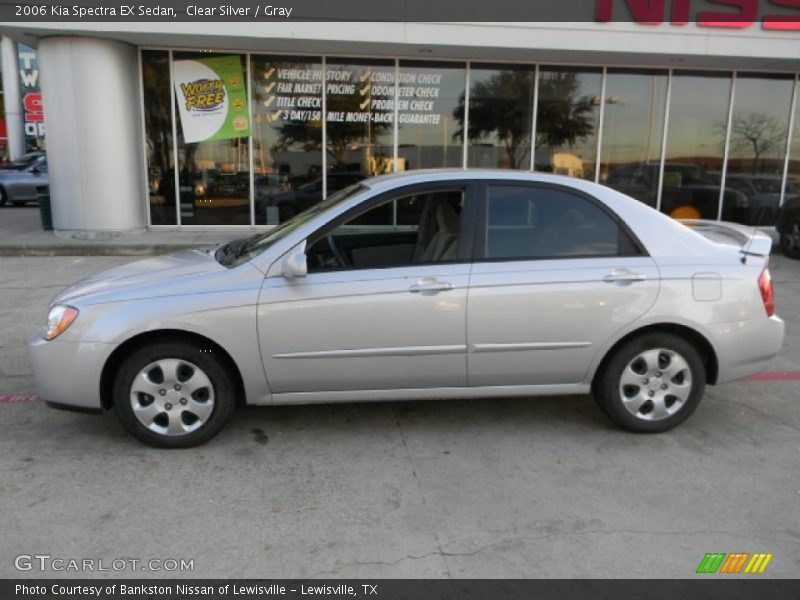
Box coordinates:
[24,393,612,451]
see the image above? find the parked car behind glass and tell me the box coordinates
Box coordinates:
[0,151,48,206]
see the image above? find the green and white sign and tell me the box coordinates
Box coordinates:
[173,55,250,143]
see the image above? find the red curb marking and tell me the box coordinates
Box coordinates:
[744,371,800,382]
[0,393,41,404]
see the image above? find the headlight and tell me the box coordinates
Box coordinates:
[43,305,79,341]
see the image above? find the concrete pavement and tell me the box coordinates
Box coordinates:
[0,253,798,579]
[0,207,243,256]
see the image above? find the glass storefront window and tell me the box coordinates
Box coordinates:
[174,51,250,226]
[251,55,323,225]
[464,64,535,170]
[325,58,395,223]
[786,80,800,202]
[397,60,466,170]
[535,66,602,181]
[661,71,732,221]
[142,50,175,225]
[139,49,798,228]
[600,69,668,207]
[724,73,794,226]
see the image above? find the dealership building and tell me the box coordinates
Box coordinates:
[0,20,798,234]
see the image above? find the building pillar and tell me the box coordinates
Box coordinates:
[1,36,25,160]
[38,37,146,235]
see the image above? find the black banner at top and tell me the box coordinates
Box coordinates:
[2,0,800,24]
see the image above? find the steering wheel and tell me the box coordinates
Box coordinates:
[326,234,348,267]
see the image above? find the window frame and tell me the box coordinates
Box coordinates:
[304,179,481,273]
[472,180,648,263]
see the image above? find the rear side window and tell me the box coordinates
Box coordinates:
[484,185,633,260]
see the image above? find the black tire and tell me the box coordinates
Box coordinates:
[112,341,237,448]
[0,187,6,207]
[594,332,706,433]
[11,201,26,207]
[779,219,800,259]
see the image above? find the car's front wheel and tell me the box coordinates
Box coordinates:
[779,219,800,259]
[112,341,236,448]
[594,333,706,433]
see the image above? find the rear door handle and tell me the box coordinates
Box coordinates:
[409,279,454,293]
[603,270,647,284]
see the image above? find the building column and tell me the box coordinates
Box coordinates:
[38,36,146,235]
[1,36,25,160]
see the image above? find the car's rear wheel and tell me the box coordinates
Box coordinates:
[0,187,6,207]
[594,333,706,433]
[112,341,236,448]
[780,219,800,259]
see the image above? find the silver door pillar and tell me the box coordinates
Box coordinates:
[38,37,146,235]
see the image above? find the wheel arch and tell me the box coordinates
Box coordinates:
[591,323,719,390]
[99,329,246,410]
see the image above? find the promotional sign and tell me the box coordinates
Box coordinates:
[173,55,250,143]
[18,43,45,147]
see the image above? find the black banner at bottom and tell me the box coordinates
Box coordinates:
[2,579,800,600]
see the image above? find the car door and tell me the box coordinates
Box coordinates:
[258,181,478,395]
[467,182,660,387]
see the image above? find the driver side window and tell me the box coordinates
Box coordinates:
[307,189,464,271]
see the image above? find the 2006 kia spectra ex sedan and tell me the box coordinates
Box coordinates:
[29,170,785,447]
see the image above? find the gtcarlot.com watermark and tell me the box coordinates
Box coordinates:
[14,554,194,573]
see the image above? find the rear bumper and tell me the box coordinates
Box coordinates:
[711,315,785,384]
[28,334,114,410]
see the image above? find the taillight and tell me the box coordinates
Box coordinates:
[758,267,775,317]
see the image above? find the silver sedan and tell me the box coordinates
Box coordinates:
[29,170,785,447]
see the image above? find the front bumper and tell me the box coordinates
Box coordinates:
[711,315,786,384]
[28,334,115,410]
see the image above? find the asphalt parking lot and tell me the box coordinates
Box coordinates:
[1,251,799,579]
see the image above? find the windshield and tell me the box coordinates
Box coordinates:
[215,183,367,267]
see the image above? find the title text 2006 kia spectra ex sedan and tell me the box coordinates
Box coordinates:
[29,170,785,447]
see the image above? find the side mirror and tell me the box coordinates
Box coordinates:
[29,166,39,174]
[281,251,308,279]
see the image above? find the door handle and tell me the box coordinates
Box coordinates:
[408,279,454,293]
[603,270,647,284]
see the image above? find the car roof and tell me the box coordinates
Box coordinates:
[364,168,597,190]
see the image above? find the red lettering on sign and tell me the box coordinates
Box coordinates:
[596,0,666,24]
[671,0,691,24]
[23,93,44,123]
[763,0,800,29]
[698,0,757,27]
[595,0,798,30]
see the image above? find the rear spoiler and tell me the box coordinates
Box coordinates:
[679,219,773,259]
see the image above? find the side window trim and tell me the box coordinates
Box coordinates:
[472,180,648,263]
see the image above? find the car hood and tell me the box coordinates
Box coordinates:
[52,246,235,306]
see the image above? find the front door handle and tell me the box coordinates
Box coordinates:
[409,278,454,294]
[603,269,647,284]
